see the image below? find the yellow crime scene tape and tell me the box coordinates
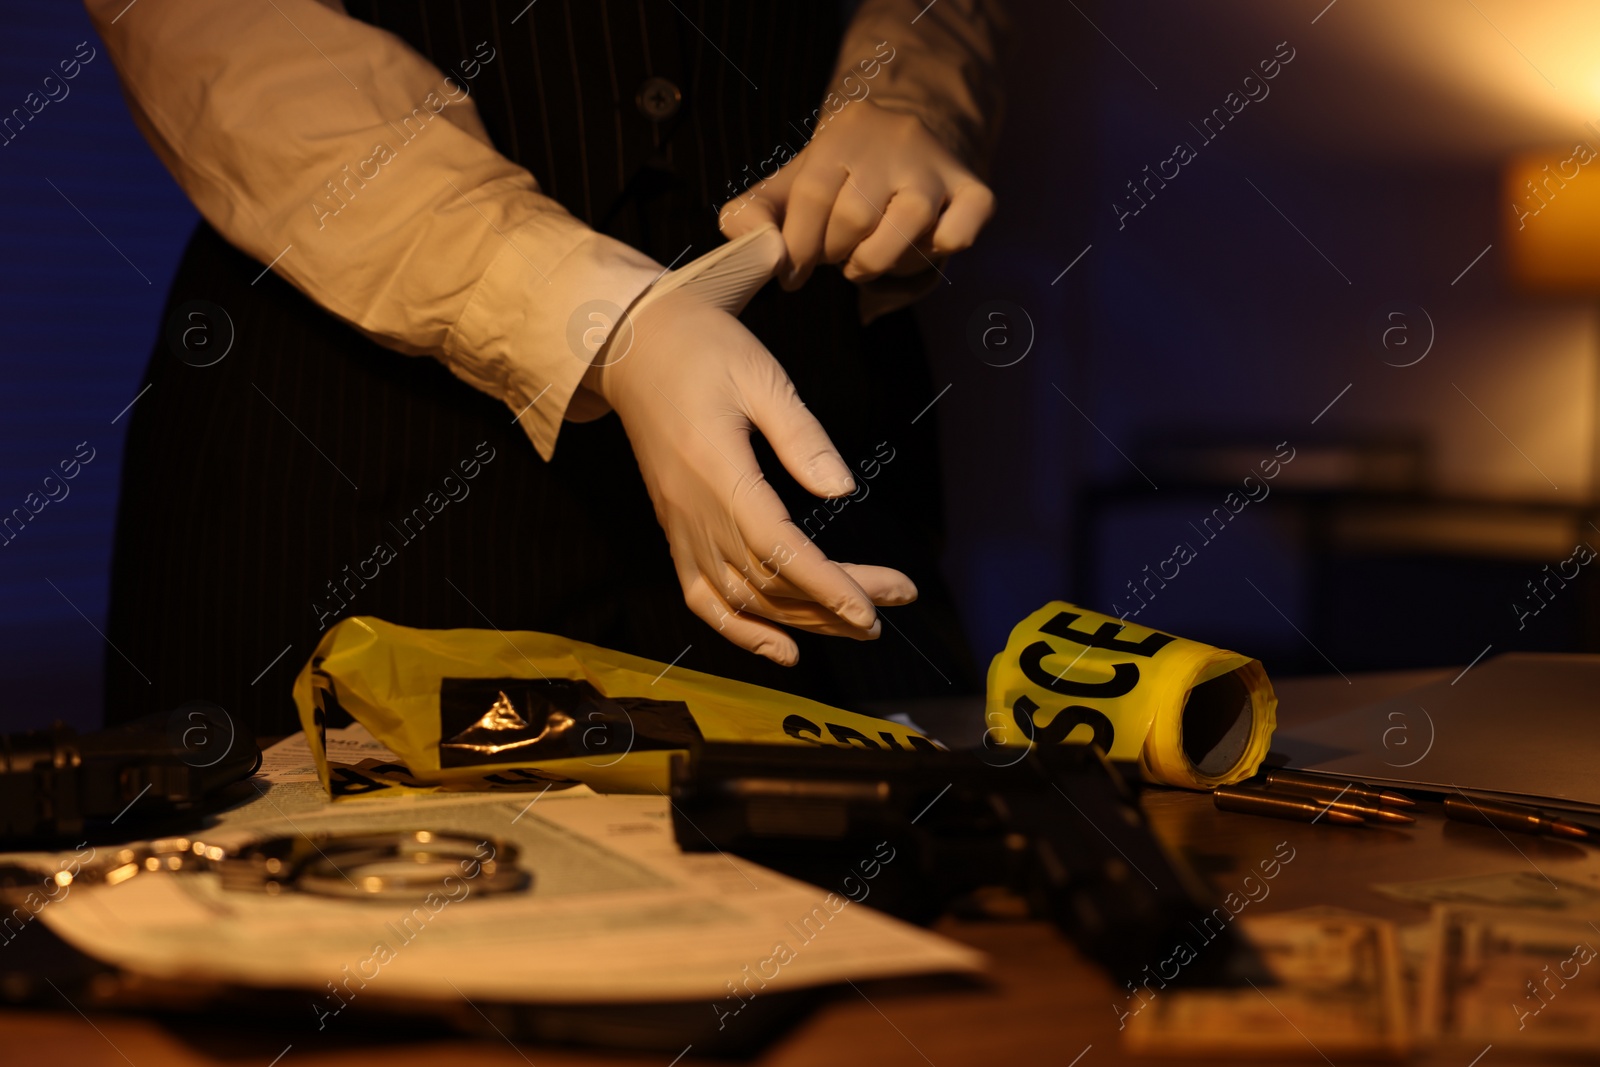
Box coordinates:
[292,615,940,797]
[293,604,1275,797]
[986,602,1276,789]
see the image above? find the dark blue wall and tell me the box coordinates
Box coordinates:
[1,3,197,731]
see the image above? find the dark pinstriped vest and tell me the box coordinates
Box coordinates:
[105,0,974,736]
[344,0,845,263]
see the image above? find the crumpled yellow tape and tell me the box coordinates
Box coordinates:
[292,616,940,796]
[984,602,1276,790]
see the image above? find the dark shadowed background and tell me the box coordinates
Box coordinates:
[4,0,1596,732]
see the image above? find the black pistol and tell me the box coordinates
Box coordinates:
[669,740,1265,988]
[0,705,260,847]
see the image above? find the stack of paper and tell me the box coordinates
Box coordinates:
[28,728,983,1016]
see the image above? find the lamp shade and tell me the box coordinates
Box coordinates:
[1506,138,1600,290]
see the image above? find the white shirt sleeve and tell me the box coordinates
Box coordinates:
[85,0,662,460]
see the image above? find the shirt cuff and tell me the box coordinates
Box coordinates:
[443,217,663,461]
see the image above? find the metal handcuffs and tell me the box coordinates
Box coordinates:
[2,829,531,902]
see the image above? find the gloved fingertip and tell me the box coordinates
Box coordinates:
[878,582,918,606]
[806,459,854,498]
[840,600,877,631]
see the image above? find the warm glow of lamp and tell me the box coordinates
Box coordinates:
[1506,142,1600,290]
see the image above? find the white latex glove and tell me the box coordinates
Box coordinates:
[580,225,917,666]
[718,100,995,291]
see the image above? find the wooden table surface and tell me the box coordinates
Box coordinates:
[10,668,1597,1066]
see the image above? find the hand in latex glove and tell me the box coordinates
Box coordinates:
[718,100,995,290]
[580,226,917,666]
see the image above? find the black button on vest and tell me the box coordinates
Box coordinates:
[635,76,681,121]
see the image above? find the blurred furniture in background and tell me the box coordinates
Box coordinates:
[1072,435,1600,676]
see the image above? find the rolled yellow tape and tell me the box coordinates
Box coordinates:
[984,602,1276,790]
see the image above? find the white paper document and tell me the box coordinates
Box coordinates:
[32,732,985,1009]
[254,722,397,784]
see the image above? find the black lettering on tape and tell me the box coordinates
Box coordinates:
[786,714,937,751]
[1039,611,1175,657]
[879,731,940,751]
[1012,694,1115,751]
[826,724,882,749]
[1019,640,1140,697]
[783,714,825,744]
